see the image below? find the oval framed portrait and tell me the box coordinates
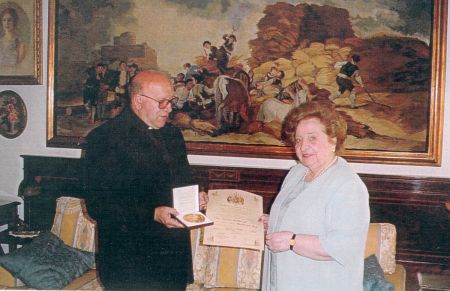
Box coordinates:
[0,90,27,138]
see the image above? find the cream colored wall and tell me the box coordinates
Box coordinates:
[0,0,449,203]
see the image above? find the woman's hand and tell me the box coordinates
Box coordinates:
[199,191,208,210]
[265,231,294,253]
[258,214,269,233]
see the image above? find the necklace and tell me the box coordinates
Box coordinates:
[303,156,338,182]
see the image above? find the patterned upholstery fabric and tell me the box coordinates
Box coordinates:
[191,228,261,290]
[51,197,96,253]
[364,223,397,274]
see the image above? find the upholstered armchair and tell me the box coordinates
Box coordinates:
[0,197,103,290]
[188,228,263,290]
[366,223,406,291]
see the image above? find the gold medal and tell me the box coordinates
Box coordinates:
[183,213,205,223]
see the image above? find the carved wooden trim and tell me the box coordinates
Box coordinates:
[208,169,240,182]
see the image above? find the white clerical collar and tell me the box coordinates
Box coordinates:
[148,126,153,130]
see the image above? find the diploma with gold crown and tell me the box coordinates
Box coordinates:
[203,189,264,250]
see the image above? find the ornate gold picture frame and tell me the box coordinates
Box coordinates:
[47,0,447,165]
[0,0,42,84]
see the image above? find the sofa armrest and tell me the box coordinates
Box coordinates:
[0,266,16,287]
[384,264,406,291]
[0,266,101,290]
[365,223,397,274]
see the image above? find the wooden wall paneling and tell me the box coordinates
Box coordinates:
[360,174,450,268]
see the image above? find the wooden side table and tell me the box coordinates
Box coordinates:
[0,200,20,254]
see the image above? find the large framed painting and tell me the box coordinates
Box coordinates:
[0,0,42,84]
[47,0,447,165]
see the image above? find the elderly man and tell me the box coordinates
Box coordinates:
[83,71,205,290]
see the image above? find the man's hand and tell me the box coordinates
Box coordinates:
[154,206,184,228]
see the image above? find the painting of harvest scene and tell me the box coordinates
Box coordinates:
[49,0,445,161]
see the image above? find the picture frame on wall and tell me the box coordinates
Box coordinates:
[47,0,447,165]
[0,0,42,85]
[0,90,27,138]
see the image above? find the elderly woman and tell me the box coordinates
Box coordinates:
[261,101,370,290]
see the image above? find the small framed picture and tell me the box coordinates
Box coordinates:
[0,0,42,84]
[0,90,27,138]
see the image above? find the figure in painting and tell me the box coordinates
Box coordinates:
[181,63,199,81]
[172,77,194,115]
[97,63,117,121]
[128,63,139,83]
[172,73,185,90]
[199,40,219,73]
[0,7,26,67]
[221,34,236,56]
[212,34,236,74]
[332,54,364,108]
[114,61,129,105]
[256,78,312,125]
[251,66,285,97]
[202,41,213,59]
[187,75,215,119]
[83,64,102,124]
[278,78,315,106]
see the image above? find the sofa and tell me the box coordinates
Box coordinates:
[0,197,405,290]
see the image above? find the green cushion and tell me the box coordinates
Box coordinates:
[0,231,95,290]
[364,255,394,291]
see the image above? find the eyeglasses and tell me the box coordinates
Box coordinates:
[138,93,178,109]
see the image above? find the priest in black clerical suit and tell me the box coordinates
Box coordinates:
[82,71,200,291]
